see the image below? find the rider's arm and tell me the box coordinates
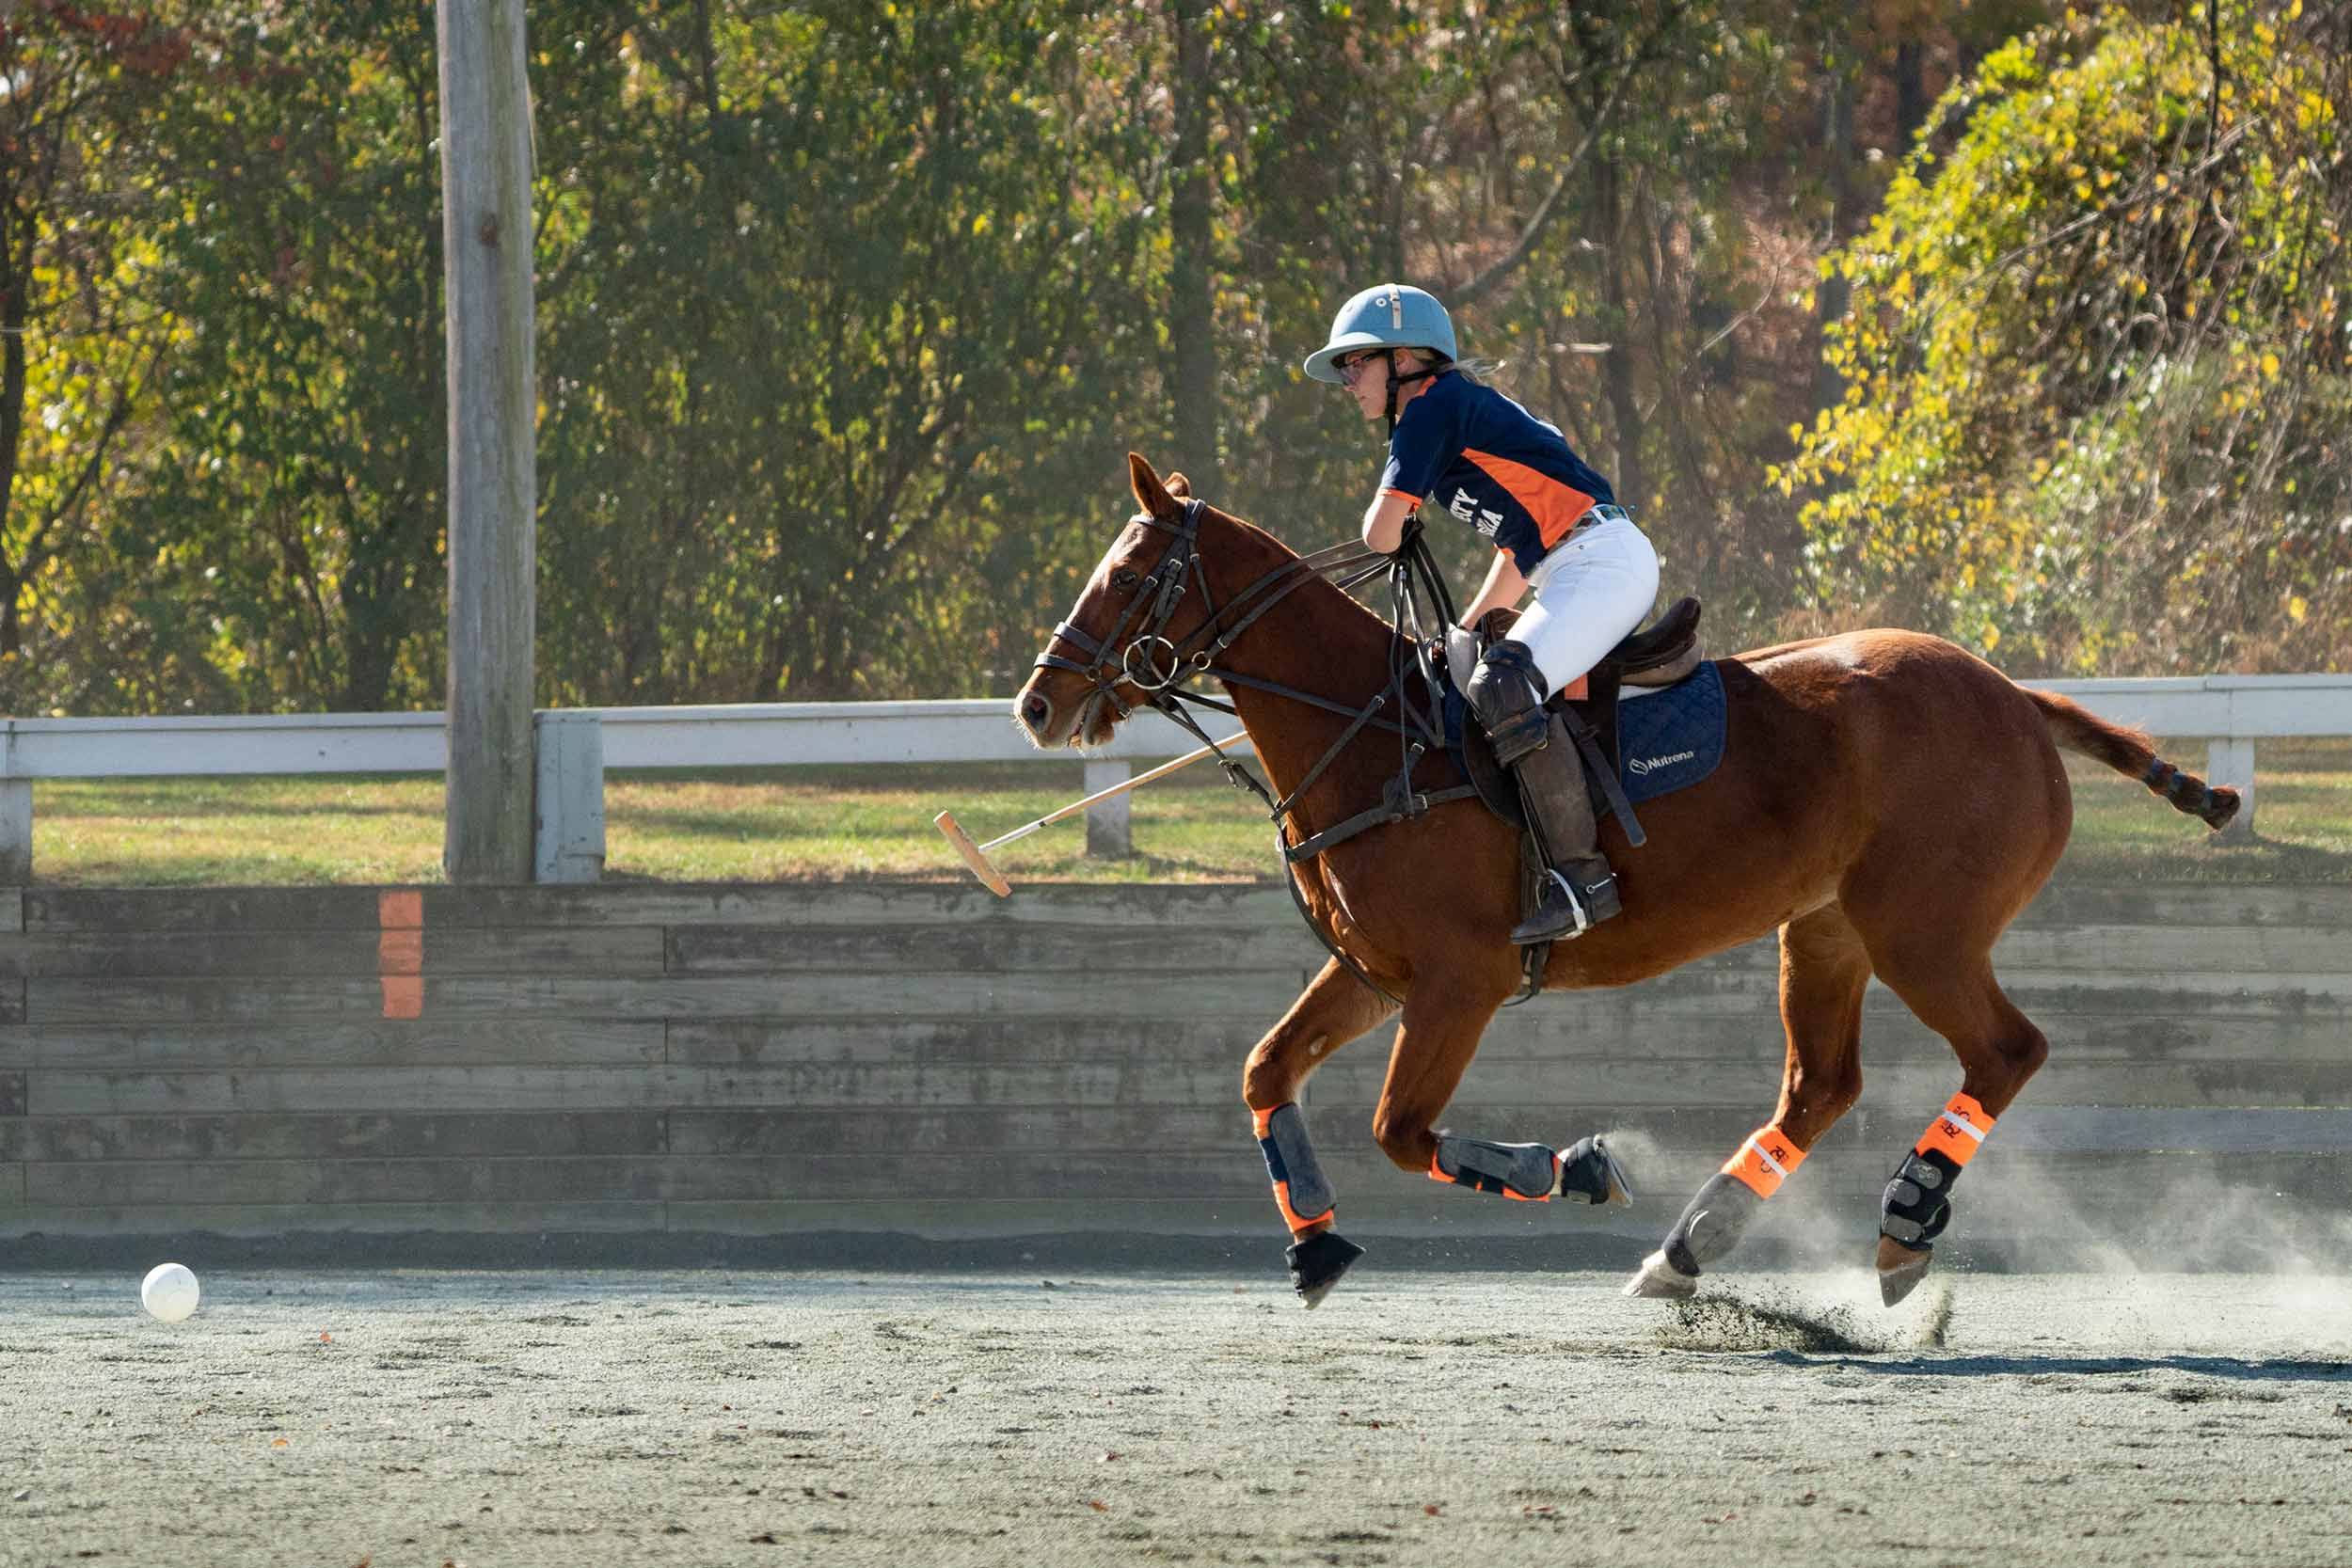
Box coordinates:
[1371,384,1454,554]
[1459,547,1527,628]
[1359,488,1418,554]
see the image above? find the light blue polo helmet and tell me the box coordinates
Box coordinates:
[1302,283,1458,383]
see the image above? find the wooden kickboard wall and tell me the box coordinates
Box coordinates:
[0,881,2345,1250]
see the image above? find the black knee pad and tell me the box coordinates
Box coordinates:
[1466,641,1549,765]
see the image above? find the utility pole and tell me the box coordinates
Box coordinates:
[1168,0,1217,492]
[437,0,536,882]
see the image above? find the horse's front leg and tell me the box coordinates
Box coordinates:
[1369,976,1632,1217]
[1242,958,1398,1307]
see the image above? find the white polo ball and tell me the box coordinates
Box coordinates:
[140,1262,201,1323]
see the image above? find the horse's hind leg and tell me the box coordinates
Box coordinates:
[1862,947,2048,1305]
[1242,958,1398,1307]
[1629,906,1871,1299]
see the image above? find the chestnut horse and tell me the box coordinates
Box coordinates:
[1014,455,2239,1308]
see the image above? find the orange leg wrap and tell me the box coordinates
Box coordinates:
[1914,1092,1994,1167]
[1720,1121,1807,1199]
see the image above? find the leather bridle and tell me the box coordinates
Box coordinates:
[1033,499,1382,728]
[1031,498,1479,1003]
[1032,499,1218,722]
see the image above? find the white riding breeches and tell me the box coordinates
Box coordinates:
[1512,515,1661,696]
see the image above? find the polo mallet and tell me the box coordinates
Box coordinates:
[934,734,1256,896]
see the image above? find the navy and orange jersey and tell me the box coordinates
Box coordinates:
[1378,372,1619,574]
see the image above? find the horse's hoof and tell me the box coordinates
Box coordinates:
[1625,1248,1698,1299]
[1560,1135,1635,1208]
[1875,1234,1934,1307]
[1287,1229,1365,1309]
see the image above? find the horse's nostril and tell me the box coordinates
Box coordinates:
[1022,694,1050,732]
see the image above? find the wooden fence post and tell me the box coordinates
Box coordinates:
[0,780,26,887]
[2207,736,2257,842]
[1084,759,1133,859]
[533,712,606,883]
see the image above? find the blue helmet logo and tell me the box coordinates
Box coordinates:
[1303,283,1458,383]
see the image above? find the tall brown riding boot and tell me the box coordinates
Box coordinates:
[1507,717,1621,944]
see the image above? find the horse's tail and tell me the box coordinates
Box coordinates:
[2024,687,2241,831]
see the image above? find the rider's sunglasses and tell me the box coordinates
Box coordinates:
[1335,351,1385,387]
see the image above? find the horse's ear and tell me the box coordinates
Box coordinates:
[1165,472,1192,499]
[1128,451,1177,519]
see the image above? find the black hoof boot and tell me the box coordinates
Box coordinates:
[1286,1229,1365,1309]
[1879,1149,1956,1306]
[1557,1135,1634,1207]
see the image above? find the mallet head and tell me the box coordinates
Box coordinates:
[933,810,1012,897]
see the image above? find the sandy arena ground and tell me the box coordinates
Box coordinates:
[3,1263,2350,1568]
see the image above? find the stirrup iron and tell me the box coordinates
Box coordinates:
[1546,868,1594,938]
[1511,867,1612,945]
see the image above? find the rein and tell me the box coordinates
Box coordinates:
[1033,499,1478,1002]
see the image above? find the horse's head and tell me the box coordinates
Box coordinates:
[1015,453,1213,749]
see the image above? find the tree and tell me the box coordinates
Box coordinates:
[119,0,453,711]
[532,0,1160,703]
[1778,1,2350,672]
[0,4,185,692]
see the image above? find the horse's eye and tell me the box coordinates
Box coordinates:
[1111,567,1140,591]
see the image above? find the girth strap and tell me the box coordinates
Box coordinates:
[1285,784,1479,862]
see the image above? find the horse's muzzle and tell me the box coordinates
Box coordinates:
[1019,690,1052,740]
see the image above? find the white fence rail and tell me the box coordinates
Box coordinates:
[0,674,2342,883]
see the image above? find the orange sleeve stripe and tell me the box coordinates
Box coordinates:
[1915,1093,1994,1167]
[1380,486,1421,506]
[1720,1122,1807,1199]
[1461,447,1596,548]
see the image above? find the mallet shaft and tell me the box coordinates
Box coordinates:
[933,732,1258,897]
[979,734,1254,852]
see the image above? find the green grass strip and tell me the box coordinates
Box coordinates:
[27,739,2350,887]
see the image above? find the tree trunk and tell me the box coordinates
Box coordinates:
[1895,38,1927,150]
[0,178,26,657]
[1812,46,1856,413]
[1633,185,1719,540]
[1591,150,1645,512]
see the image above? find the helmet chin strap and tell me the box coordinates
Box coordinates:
[1379,349,1441,437]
